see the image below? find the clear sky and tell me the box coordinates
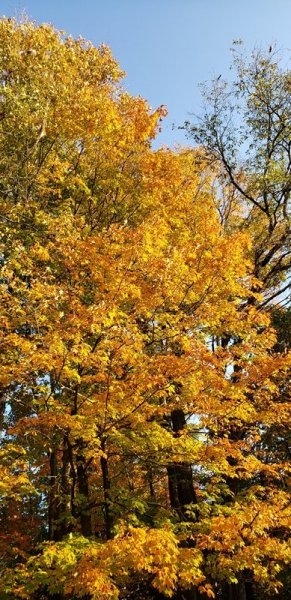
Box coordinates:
[1,0,291,147]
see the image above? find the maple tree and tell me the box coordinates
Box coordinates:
[0,19,290,600]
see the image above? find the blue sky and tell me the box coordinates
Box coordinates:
[1,0,291,147]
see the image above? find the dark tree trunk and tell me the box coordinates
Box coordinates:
[148,465,155,498]
[166,410,198,600]
[48,448,58,541]
[221,579,255,600]
[245,580,255,600]
[220,337,255,600]
[167,409,197,520]
[53,440,72,541]
[100,440,113,540]
[171,590,199,600]
[76,442,92,537]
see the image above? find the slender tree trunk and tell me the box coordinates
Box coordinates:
[53,439,72,541]
[229,579,247,600]
[100,439,113,540]
[148,465,155,498]
[171,591,199,600]
[70,385,92,537]
[221,337,254,600]
[167,410,198,600]
[167,409,197,519]
[48,448,58,541]
[76,443,92,537]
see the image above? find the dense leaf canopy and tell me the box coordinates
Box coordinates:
[0,19,290,600]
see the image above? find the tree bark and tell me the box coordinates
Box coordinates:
[167,409,197,520]
[53,439,72,541]
[166,410,198,600]
[100,439,113,540]
[48,448,58,541]
[76,443,92,537]
[222,578,254,600]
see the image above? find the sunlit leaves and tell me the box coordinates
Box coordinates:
[0,17,290,600]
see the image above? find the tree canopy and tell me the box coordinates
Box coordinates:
[0,19,290,600]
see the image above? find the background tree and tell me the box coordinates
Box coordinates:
[186,43,290,302]
[185,44,291,600]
